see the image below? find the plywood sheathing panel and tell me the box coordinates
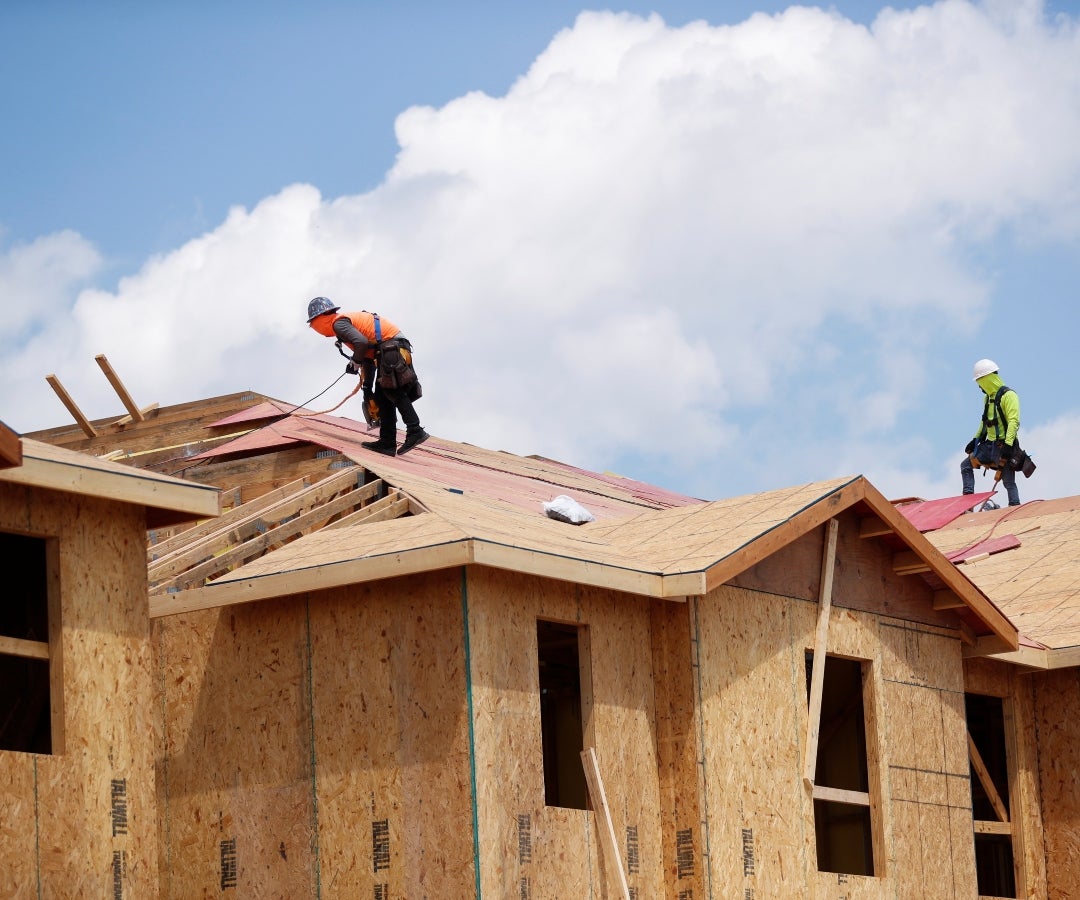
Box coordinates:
[927,498,1080,650]
[0,438,220,528]
[731,509,967,635]
[694,585,816,896]
[695,578,983,897]
[1031,668,1080,898]
[878,623,976,897]
[466,567,666,898]
[0,487,159,896]
[308,571,474,898]
[649,599,705,898]
[155,599,317,897]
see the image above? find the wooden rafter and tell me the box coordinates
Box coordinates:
[45,374,97,438]
[95,354,145,422]
[149,467,414,595]
[0,421,21,469]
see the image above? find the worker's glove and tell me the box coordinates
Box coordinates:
[345,360,361,375]
[964,439,977,454]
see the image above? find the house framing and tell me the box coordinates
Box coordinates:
[3,384,1077,897]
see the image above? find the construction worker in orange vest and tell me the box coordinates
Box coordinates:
[307,297,429,456]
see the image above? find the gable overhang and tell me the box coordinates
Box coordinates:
[0,438,221,529]
[694,475,1016,650]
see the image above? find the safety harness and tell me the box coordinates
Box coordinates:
[977,385,1013,443]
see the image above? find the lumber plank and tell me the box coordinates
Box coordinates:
[804,518,839,786]
[153,478,382,592]
[973,820,1012,835]
[968,731,1009,822]
[0,421,22,468]
[325,493,410,529]
[149,468,365,580]
[858,515,892,539]
[811,784,870,806]
[580,748,631,900]
[95,354,144,421]
[45,374,97,438]
[0,634,50,660]
[932,590,965,610]
[892,550,931,575]
[148,472,321,560]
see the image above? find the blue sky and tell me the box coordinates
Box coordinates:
[3,0,1080,506]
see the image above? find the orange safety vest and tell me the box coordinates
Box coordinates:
[309,310,401,353]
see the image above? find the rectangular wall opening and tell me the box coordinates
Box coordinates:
[966,692,1017,898]
[0,532,55,754]
[538,619,588,810]
[806,652,875,877]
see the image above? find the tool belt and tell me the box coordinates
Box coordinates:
[376,338,420,395]
[970,440,1036,478]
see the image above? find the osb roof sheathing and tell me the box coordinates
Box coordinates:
[925,497,1080,653]
[0,436,220,527]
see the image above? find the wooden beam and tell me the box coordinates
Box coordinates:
[153,478,382,593]
[95,353,144,421]
[45,374,97,438]
[956,616,977,647]
[0,421,22,469]
[0,634,49,661]
[149,539,474,617]
[968,731,1009,822]
[115,402,160,427]
[974,820,1012,835]
[962,634,1017,659]
[892,550,931,575]
[580,748,631,900]
[858,516,892,539]
[932,590,965,610]
[811,784,870,807]
[804,517,839,787]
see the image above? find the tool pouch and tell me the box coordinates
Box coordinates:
[376,340,418,391]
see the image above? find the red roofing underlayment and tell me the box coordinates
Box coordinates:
[896,492,995,532]
[207,400,302,427]
[185,411,702,518]
[946,534,1022,563]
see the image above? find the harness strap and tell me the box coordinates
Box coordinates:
[979,385,1012,442]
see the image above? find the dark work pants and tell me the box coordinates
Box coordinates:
[376,384,421,444]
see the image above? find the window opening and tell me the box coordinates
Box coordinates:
[538,620,588,809]
[966,692,1017,898]
[806,652,875,876]
[0,532,54,754]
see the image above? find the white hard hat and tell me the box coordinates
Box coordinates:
[973,358,998,380]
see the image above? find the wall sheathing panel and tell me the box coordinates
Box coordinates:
[466,566,666,899]
[307,572,474,899]
[156,599,317,898]
[0,485,158,897]
[694,584,818,897]
[650,599,705,898]
[156,570,474,899]
[1032,667,1080,899]
[878,622,975,898]
[699,534,976,899]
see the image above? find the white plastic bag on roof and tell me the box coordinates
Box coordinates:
[543,495,596,525]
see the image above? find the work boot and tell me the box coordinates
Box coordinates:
[361,440,396,457]
[398,428,429,455]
